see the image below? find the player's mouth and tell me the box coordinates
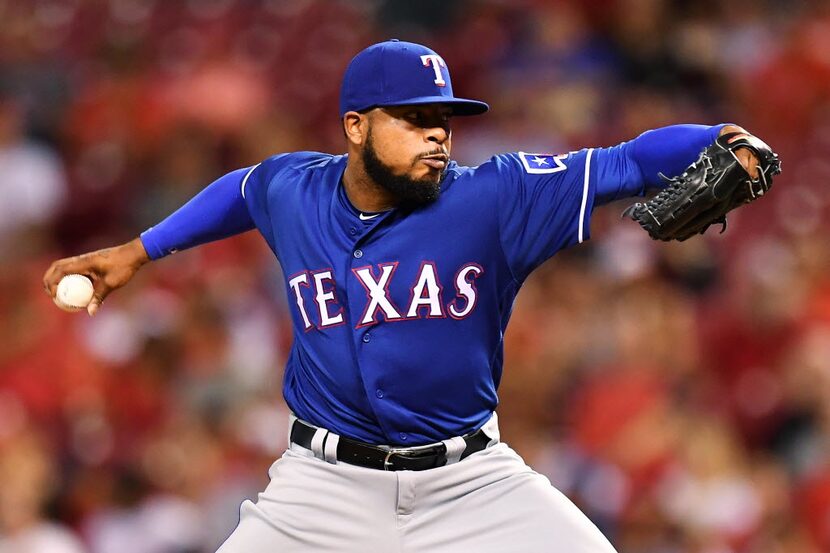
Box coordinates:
[420,153,448,169]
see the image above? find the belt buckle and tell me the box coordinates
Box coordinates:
[383,447,414,471]
[383,449,397,471]
[382,444,443,471]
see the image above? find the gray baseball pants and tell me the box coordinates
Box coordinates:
[216,414,617,552]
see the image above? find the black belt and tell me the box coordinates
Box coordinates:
[289,419,492,471]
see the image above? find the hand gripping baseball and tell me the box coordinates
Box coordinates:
[622,127,781,241]
[43,238,151,316]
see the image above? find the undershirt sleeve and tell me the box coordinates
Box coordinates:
[139,167,256,260]
[593,123,728,205]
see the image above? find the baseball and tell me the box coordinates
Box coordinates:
[54,274,95,312]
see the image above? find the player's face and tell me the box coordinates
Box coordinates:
[362,104,453,206]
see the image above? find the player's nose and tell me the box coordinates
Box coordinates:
[425,125,449,144]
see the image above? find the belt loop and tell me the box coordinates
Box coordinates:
[441,436,466,465]
[310,428,328,460]
[481,412,500,446]
[323,432,340,464]
[288,412,298,448]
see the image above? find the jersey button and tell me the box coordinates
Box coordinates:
[375,389,384,398]
[399,433,407,441]
[362,333,371,343]
[349,227,357,236]
[354,249,363,259]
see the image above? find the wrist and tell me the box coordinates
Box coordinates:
[124,237,151,269]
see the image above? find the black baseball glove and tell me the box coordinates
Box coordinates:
[622,131,782,241]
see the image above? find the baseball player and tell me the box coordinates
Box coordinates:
[44,40,777,552]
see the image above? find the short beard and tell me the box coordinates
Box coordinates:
[362,130,443,208]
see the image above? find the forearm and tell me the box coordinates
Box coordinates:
[595,123,728,205]
[140,167,256,260]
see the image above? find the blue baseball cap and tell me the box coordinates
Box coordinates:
[339,39,489,117]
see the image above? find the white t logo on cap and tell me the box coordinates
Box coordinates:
[420,54,447,87]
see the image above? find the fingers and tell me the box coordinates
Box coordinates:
[87,293,105,317]
[44,242,145,316]
[727,132,752,145]
[43,257,106,316]
[43,251,108,314]
[719,126,761,179]
[719,124,748,137]
[734,147,760,179]
[86,274,113,317]
[747,154,759,179]
[43,255,92,299]
[43,259,63,297]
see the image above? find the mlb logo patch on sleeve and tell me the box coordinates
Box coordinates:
[518,152,568,174]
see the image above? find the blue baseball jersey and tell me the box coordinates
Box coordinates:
[241,148,608,445]
[139,123,721,446]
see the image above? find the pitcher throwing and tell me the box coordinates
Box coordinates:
[44,40,779,552]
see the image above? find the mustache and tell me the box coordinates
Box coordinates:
[417,149,449,160]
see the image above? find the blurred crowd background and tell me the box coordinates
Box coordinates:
[1,0,829,551]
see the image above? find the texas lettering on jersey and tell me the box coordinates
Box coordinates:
[288,261,484,330]
[238,149,595,443]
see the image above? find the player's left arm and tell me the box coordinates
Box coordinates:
[594,123,761,204]
[492,123,769,279]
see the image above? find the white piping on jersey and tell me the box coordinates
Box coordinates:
[578,149,593,244]
[240,163,261,200]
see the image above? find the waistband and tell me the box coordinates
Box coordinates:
[287,413,500,471]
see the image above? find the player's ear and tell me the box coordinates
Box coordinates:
[343,111,367,146]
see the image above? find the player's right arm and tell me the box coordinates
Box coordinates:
[43,165,258,315]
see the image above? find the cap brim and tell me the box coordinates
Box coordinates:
[379,95,489,116]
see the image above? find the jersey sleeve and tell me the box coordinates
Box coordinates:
[239,153,294,251]
[493,149,596,280]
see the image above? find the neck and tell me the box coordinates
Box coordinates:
[343,155,397,213]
